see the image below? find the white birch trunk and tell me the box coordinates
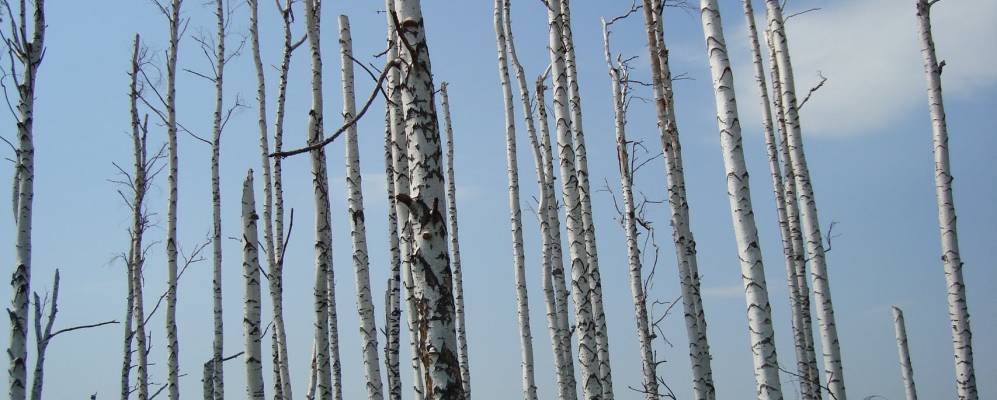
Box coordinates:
[600,20,658,400]
[915,3,976,398]
[439,83,474,399]
[555,2,613,395]
[764,3,846,397]
[304,1,334,398]
[536,82,579,400]
[242,171,266,400]
[765,27,821,400]
[393,1,465,397]
[492,1,536,398]
[891,307,917,400]
[210,1,226,398]
[741,3,815,398]
[698,1,783,398]
[640,2,716,397]
[545,4,600,398]
[125,34,146,400]
[338,15,385,400]
[383,82,403,400]
[163,1,182,399]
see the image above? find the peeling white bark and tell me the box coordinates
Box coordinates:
[242,171,266,400]
[698,1,783,398]
[209,2,226,398]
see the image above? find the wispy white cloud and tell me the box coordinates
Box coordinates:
[732,0,997,136]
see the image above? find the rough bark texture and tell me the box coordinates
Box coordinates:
[393,1,465,397]
[641,2,717,398]
[383,57,403,400]
[915,2,976,399]
[210,1,226,398]
[163,1,182,399]
[492,1,537,398]
[242,171,266,400]
[763,3,846,398]
[742,3,816,399]
[338,15,385,400]
[304,0,334,398]
[698,1,783,398]
[601,20,658,400]
[439,83,473,399]
[891,307,918,400]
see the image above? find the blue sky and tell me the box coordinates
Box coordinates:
[0,0,994,399]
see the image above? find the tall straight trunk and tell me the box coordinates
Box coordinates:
[210,1,226,398]
[765,27,821,400]
[338,15,385,400]
[503,1,576,396]
[640,2,715,397]
[126,35,149,400]
[545,4,600,399]
[600,20,657,400]
[163,1,182,399]
[492,1,536,399]
[697,1,783,399]
[328,245,343,400]
[5,7,44,400]
[555,2,613,396]
[765,2,847,397]
[303,0,334,398]
[741,2,814,398]
[384,0,425,396]
[392,0,464,397]
[536,81,579,400]
[121,247,136,400]
[242,171,266,400]
[383,101,403,400]
[915,2,977,398]
[891,306,918,400]
[439,83,473,398]
[248,0,293,397]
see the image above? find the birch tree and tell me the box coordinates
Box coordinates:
[554,1,614,394]
[698,1,783,398]
[439,83,473,399]
[393,0,465,396]
[915,2,977,398]
[503,0,576,395]
[741,2,817,398]
[242,171,266,400]
[492,1,536,398]
[545,2,600,397]
[338,15,385,400]
[891,306,917,400]
[764,3,848,398]
[304,0,334,397]
[600,17,657,399]
[4,1,44,398]
[639,1,717,397]
[382,30,404,400]
[208,1,228,397]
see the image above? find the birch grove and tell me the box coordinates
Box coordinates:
[915,2,978,398]
[4,2,990,400]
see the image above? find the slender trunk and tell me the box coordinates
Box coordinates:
[764,3,846,398]
[210,1,226,398]
[891,307,917,400]
[600,20,657,400]
[163,1,183,399]
[741,3,813,398]
[545,4,600,398]
[640,2,715,397]
[383,75,403,400]
[203,361,214,400]
[556,2,612,395]
[270,2,296,398]
[272,331,284,400]
[304,1,334,398]
[504,1,576,396]
[697,1,783,398]
[121,247,136,400]
[765,27,821,400]
[127,33,151,400]
[492,2,535,399]
[306,344,319,400]
[384,1,425,396]
[328,249,343,400]
[392,1,465,397]
[242,171,266,400]
[338,15,385,400]
[915,3,976,399]
[439,83,474,399]
[7,2,43,400]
